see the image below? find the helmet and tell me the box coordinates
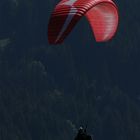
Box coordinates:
[79,127,83,130]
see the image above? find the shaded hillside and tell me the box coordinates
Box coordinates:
[0,0,140,140]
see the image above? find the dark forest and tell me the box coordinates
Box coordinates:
[0,0,140,140]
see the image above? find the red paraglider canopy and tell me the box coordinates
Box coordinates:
[48,0,119,44]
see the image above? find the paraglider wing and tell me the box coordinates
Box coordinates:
[48,0,119,44]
